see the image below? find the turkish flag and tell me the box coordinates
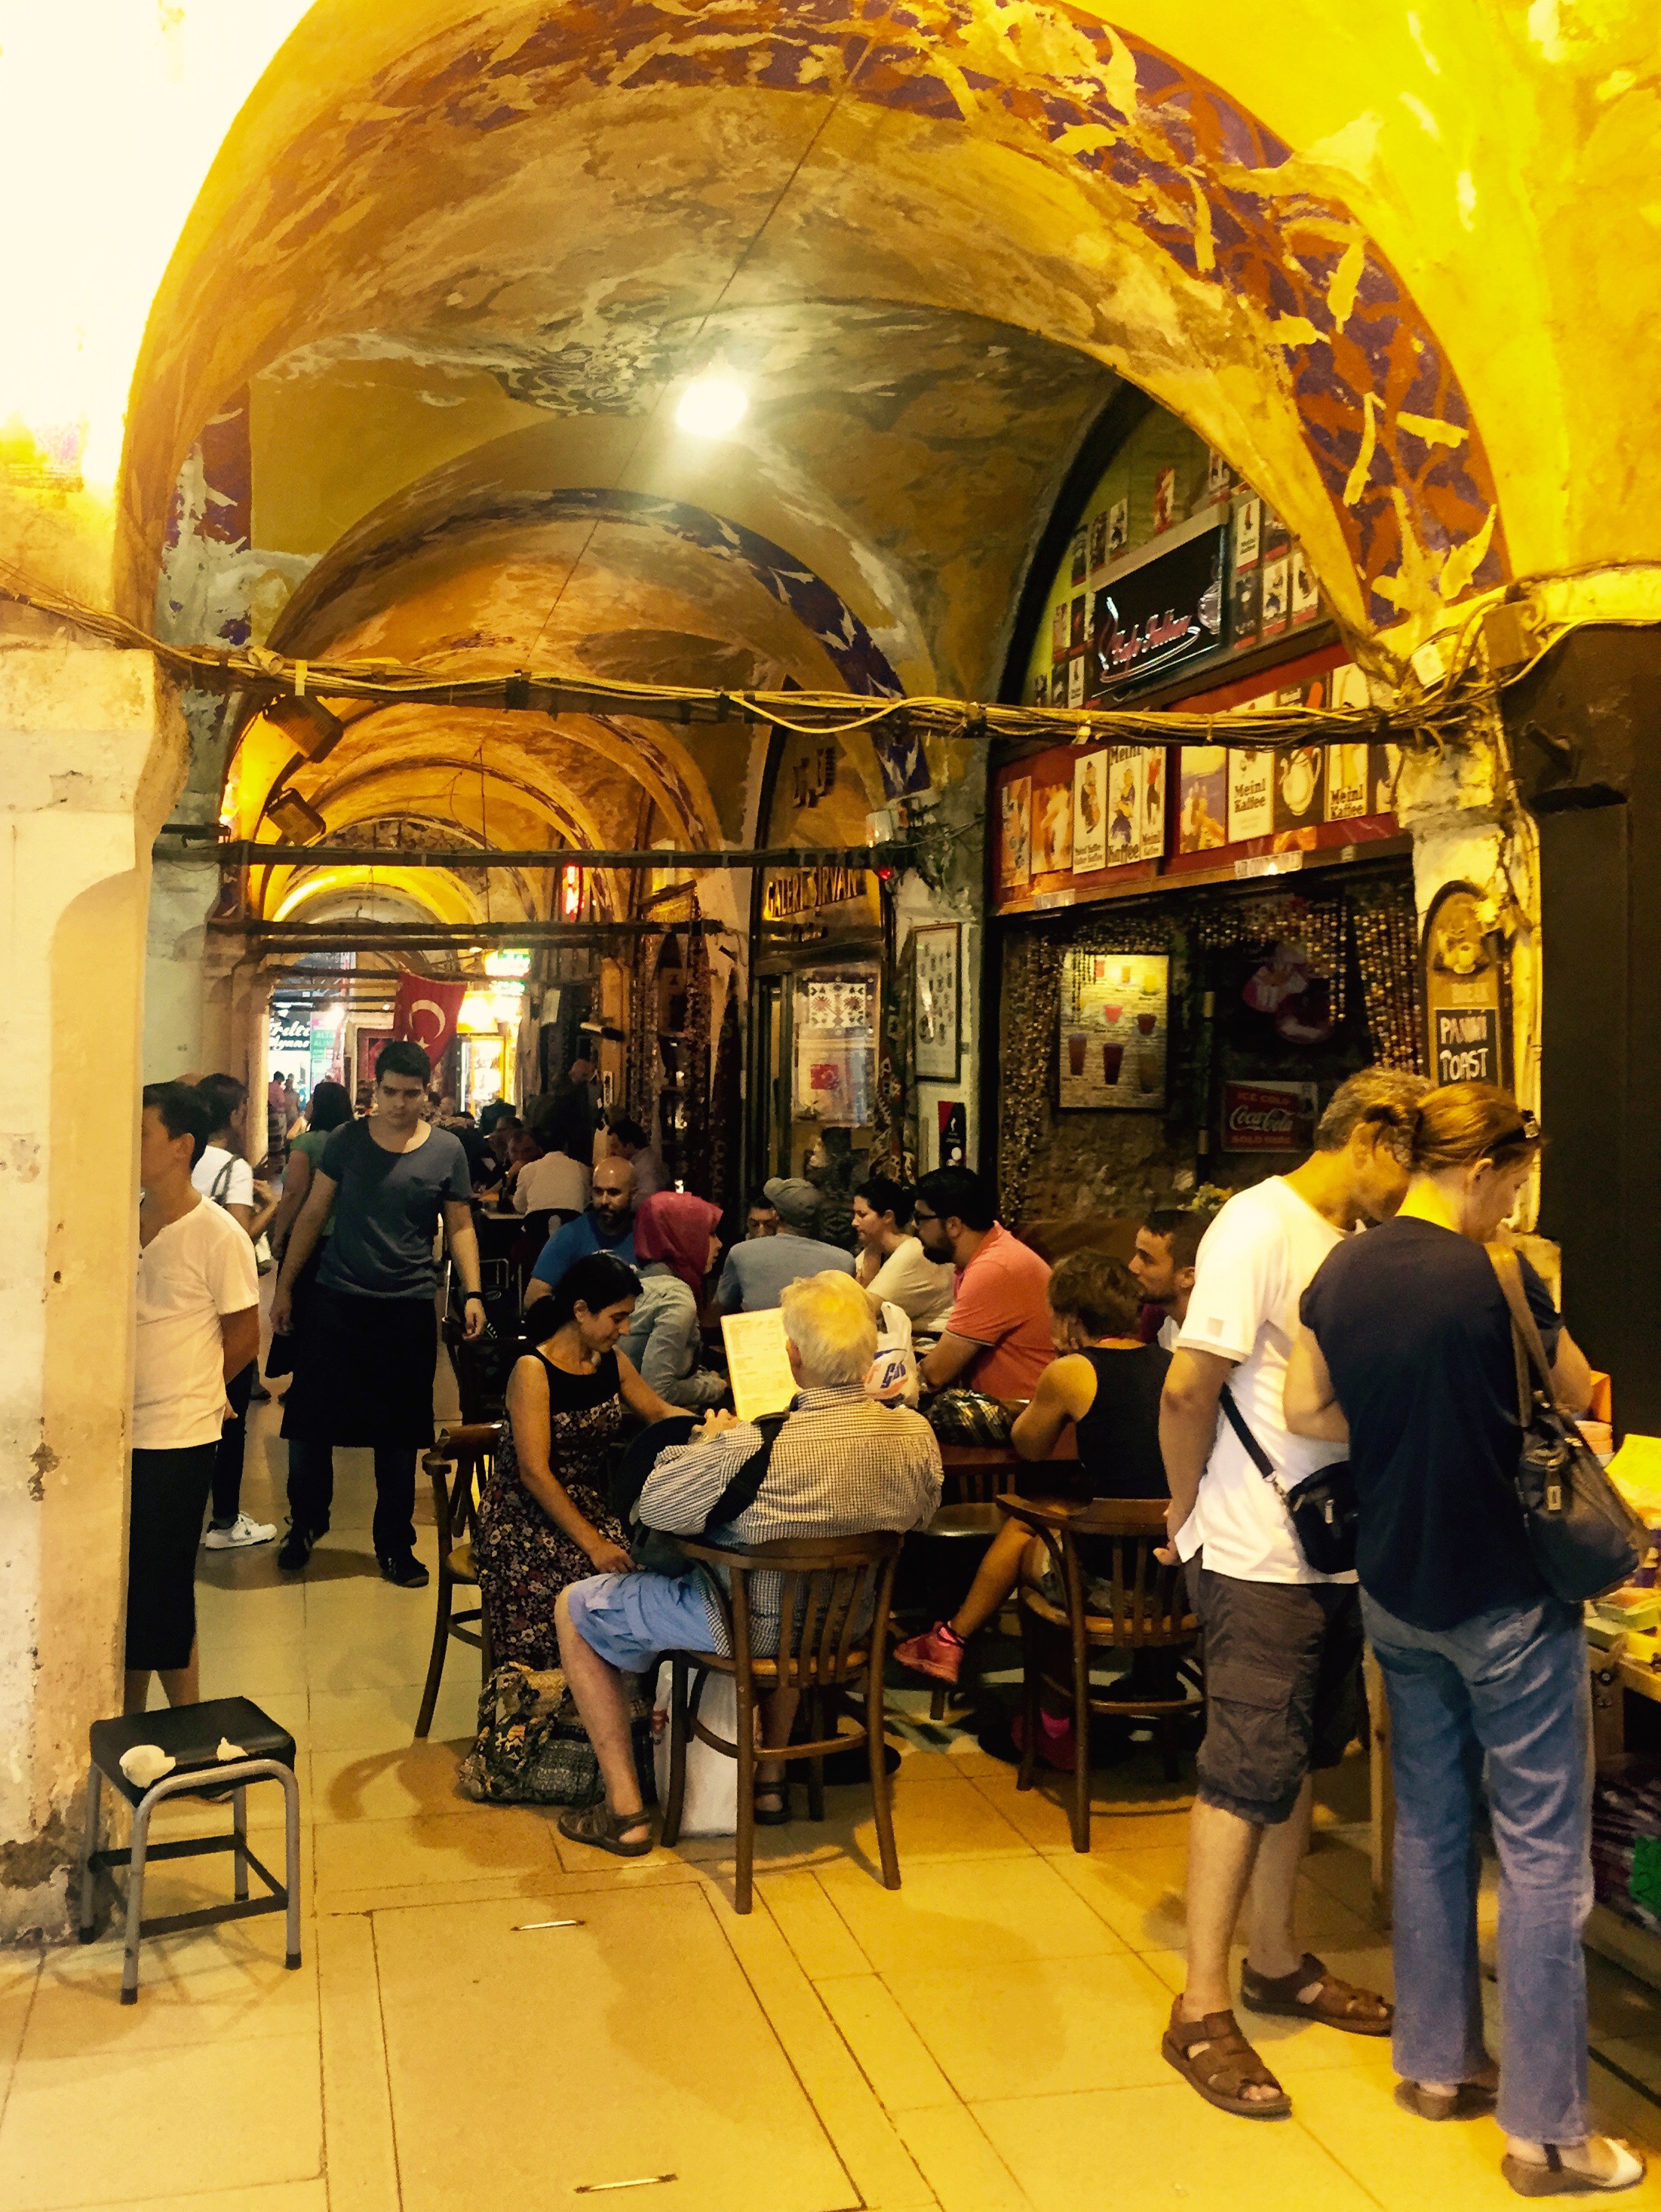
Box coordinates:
[392,971,466,1062]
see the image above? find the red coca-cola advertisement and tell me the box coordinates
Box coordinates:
[1221,1079,1317,1153]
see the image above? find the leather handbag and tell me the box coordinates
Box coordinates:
[1488,1245,1644,1602]
[1219,1386,1359,1575]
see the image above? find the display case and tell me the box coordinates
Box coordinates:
[788,962,879,1180]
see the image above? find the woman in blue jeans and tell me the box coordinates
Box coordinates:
[1286,1081,1641,2198]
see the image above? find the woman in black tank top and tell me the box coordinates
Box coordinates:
[894,1253,1169,1694]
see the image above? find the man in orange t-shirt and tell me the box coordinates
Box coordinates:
[911,1167,1053,1401]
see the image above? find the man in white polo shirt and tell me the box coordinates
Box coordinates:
[1156,1069,1426,2120]
[129,1083,260,1714]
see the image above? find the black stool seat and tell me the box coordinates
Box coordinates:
[90,1698,296,1808]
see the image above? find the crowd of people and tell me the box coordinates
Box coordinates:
[126,1045,1639,2195]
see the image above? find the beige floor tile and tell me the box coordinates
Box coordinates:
[815,1855,1125,1978]
[966,1769,1190,1855]
[975,2081,1378,2211]
[0,2030,323,2209]
[309,1740,484,1824]
[0,1950,40,2123]
[312,1806,558,1910]
[759,1870,873,1979]
[1044,1841,1190,1950]
[20,1921,317,2058]
[375,1885,861,2212]
[315,1913,399,2212]
[306,1681,472,1755]
[718,1897,938,2210]
[893,2105,1033,2212]
[817,1973,957,2109]
[60,2187,329,2212]
[886,1950,1177,2102]
[678,1776,1033,1896]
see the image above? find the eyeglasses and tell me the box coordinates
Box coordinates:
[911,1207,937,1223]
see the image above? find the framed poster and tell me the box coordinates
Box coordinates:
[1228,747,1274,842]
[1033,776,1073,875]
[913,923,961,1081]
[999,775,1031,889]
[1073,750,1108,873]
[1107,748,1143,864]
[1177,746,1229,851]
[1058,950,1169,1109]
[1141,747,1168,861]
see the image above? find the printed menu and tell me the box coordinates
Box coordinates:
[720,1309,798,1423]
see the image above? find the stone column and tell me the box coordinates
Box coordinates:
[0,637,184,1935]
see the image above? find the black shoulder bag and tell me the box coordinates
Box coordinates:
[620,1411,792,1575]
[1218,1387,1359,1576]
[1487,1245,1643,1602]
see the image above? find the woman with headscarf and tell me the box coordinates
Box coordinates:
[617,1191,729,1410]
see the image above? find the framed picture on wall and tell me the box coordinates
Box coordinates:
[913,923,962,1081]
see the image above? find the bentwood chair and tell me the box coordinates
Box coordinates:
[415,1423,499,1738]
[659,1531,904,1913]
[1001,1495,1202,1852]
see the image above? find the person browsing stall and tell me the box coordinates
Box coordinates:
[910,1167,1052,1400]
[715,1176,854,1312]
[1157,1069,1427,2122]
[852,1175,954,1334]
[1284,1085,1631,2194]
[554,1272,942,1854]
[129,1084,261,1713]
[270,1040,486,1586]
[525,1155,638,1308]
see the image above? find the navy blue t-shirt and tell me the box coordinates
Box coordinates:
[1299,1218,1562,1631]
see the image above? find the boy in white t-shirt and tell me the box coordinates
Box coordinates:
[192,1072,279,1549]
[130,1084,261,1713]
[1157,1069,1427,2121]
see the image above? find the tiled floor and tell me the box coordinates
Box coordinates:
[8,1398,1661,2210]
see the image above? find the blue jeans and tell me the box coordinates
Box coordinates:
[1362,1591,1592,2143]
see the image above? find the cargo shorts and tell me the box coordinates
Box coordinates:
[1192,1563,1364,1826]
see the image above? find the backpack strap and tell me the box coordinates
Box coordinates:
[208,1155,236,1207]
[1219,1385,1278,1483]
[701,1410,791,1536]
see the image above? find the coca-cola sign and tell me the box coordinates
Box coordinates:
[1221,1079,1317,1153]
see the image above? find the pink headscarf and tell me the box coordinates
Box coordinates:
[633,1191,723,1295]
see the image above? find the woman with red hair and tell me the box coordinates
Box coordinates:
[619,1192,729,1410]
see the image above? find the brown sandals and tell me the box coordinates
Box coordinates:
[1162,1999,1291,2119]
[1240,1951,1393,2036]
[557,1801,654,1858]
[1395,2075,1498,2121]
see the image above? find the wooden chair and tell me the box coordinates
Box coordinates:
[659,1531,904,1914]
[414,1423,499,1739]
[1001,1495,1202,1852]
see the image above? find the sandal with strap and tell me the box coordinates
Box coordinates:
[1501,2141,1647,2198]
[557,1801,654,1858]
[1161,1998,1291,2119]
[1241,1951,1392,2036]
[754,1780,791,1827]
[1396,2075,1499,2121]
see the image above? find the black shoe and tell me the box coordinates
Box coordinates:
[378,1551,429,1589]
[278,1524,316,1572]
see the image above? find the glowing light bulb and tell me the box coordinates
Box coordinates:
[675,373,748,439]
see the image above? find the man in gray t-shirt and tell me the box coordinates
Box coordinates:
[716,1176,854,1311]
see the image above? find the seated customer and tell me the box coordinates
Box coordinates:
[525,1155,637,1308]
[715,1176,854,1311]
[554,1272,943,1852]
[853,1175,954,1335]
[744,1190,780,1239]
[619,1191,729,1410]
[911,1167,1054,1404]
[512,1131,590,1222]
[895,1252,1168,1687]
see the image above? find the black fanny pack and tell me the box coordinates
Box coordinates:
[1219,1387,1358,1576]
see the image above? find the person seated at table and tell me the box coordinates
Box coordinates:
[511,1129,590,1223]
[714,1177,853,1312]
[619,1191,729,1410]
[474,1253,680,1680]
[525,1155,638,1308]
[895,1252,1169,1690]
[554,1272,944,1852]
[910,1168,1054,1424]
[853,1175,954,1336]
[744,1189,780,1239]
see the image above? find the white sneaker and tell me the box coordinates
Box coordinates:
[203,1513,278,1550]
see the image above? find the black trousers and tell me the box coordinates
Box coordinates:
[210,1359,257,1524]
[287,1439,417,1559]
[127,1443,217,1671]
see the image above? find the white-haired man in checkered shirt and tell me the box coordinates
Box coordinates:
[555,1270,943,1858]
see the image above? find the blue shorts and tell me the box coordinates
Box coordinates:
[564,1571,718,1673]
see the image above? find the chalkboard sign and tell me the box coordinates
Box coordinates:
[1433,1005,1500,1085]
[1422,882,1509,1091]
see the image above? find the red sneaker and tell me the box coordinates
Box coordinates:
[894,1621,964,1685]
[1012,1707,1078,1772]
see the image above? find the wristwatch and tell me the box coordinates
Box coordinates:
[464,1291,485,1303]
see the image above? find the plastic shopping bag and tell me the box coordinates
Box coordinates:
[651,1662,741,1836]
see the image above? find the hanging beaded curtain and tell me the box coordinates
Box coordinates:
[1351,879,1427,1072]
[684,913,714,1194]
[625,934,658,1130]
[708,981,742,1213]
[996,931,1064,1228]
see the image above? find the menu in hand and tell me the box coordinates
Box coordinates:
[720,1309,799,1424]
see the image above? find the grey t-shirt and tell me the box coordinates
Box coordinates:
[717,1232,855,1312]
[315,1120,472,1299]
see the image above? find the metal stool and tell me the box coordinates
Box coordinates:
[78,1695,302,2002]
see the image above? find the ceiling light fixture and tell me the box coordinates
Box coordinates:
[674,370,748,440]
